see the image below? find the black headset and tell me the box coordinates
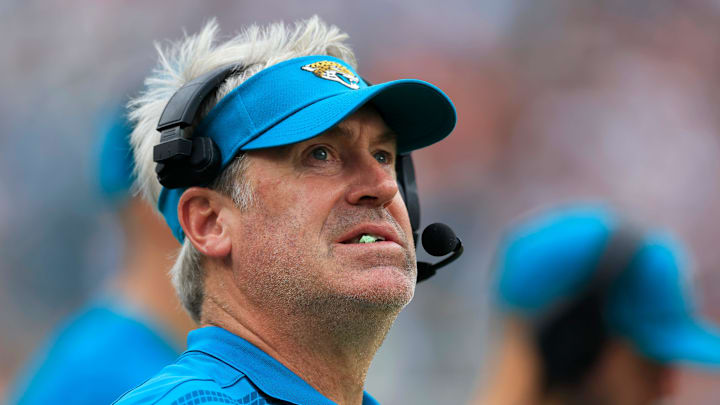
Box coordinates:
[153,64,236,190]
[152,63,462,281]
[533,223,642,392]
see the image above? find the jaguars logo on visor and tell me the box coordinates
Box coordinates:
[301,61,360,90]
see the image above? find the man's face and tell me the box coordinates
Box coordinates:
[225,106,417,319]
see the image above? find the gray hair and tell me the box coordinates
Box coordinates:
[127,16,358,323]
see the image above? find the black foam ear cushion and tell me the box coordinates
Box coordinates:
[186,137,222,186]
[190,137,221,173]
[155,137,221,189]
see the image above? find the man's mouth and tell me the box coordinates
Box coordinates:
[335,223,403,247]
[344,234,387,244]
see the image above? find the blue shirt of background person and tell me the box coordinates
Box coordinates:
[6,109,195,405]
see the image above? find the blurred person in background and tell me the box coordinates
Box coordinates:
[473,205,720,405]
[113,15,457,405]
[5,110,195,405]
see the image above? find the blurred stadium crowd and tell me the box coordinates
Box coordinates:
[3,1,720,403]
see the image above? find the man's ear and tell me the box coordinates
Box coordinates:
[177,187,232,258]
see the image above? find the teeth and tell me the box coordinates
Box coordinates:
[358,234,385,243]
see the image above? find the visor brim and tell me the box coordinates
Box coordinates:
[241,79,456,154]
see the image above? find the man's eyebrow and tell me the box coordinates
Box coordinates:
[328,125,398,144]
[377,130,398,144]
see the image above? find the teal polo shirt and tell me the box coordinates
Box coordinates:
[7,300,179,405]
[113,326,381,405]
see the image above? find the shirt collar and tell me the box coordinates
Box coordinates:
[186,326,380,405]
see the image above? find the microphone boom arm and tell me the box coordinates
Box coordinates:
[416,239,463,282]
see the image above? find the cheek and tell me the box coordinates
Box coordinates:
[392,194,412,221]
[253,176,339,234]
[388,195,413,237]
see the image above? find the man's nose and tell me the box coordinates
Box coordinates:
[345,154,399,208]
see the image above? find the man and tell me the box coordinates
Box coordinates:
[6,110,195,404]
[114,16,456,405]
[474,205,720,405]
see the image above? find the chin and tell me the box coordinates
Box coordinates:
[339,265,417,309]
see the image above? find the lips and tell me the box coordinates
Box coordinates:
[336,223,403,247]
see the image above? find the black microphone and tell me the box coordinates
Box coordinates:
[417,222,464,282]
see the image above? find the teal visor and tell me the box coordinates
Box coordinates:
[157,55,457,241]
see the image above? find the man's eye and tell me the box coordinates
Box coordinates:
[373,151,391,164]
[311,147,329,161]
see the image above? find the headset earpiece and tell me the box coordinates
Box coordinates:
[153,64,241,189]
[155,137,222,189]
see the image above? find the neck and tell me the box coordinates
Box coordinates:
[201,270,399,405]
